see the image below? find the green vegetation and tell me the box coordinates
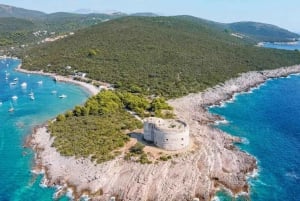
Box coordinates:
[0,17,37,46]
[125,142,152,164]
[227,22,300,42]
[0,5,124,48]
[22,16,300,98]
[0,4,45,19]
[129,142,145,155]
[159,155,172,161]
[50,115,133,163]
[49,90,173,163]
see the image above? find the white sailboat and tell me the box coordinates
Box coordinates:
[29,90,35,100]
[8,103,14,112]
[37,80,43,85]
[28,89,34,96]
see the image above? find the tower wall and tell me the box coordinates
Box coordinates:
[143,117,189,151]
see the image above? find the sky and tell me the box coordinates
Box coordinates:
[1,0,300,32]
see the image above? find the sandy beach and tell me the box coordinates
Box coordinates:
[29,65,300,201]
[16,64,101,96]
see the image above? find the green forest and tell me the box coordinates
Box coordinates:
[49,90,173,163]
[22,16,300,98]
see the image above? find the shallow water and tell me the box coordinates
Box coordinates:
[210,74,300,201]
[261,41,300,50]
[0,58,89,200]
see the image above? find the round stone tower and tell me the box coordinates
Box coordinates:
[143,117,189,151]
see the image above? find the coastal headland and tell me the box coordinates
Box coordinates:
[29,65,300,200]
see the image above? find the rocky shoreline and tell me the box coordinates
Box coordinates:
[30,65,300,201]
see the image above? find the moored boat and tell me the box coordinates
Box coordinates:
[8,103,14,112]
[12,95,18,101]
[59,94,67,99]
[21,82,27,88]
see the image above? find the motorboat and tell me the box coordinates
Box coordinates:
[21,82,27,88]
[59,94,67,99]
[12,95,18,101]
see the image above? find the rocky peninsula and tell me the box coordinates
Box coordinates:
[30,65,300,200]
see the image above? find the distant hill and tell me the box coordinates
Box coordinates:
[0,4,46,19]
[169,16,299,42]
[227,22,299,42]
[0,6,125,47]
[0,17,35,32]
[0,17,39,46]
[37,12,124,33]
[130,12,158,17]
[0,4,298,43]
[22,16,300,98]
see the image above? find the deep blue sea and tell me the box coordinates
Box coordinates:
[210,50,300,199]
[0,58,89,201]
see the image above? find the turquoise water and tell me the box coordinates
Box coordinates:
[211,42,300,201]
[261,40,300,50]
[210,74,300,200]
[0,58,89,201]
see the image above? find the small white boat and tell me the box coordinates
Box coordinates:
[10,82,17,85]
[12,95,18,101]
[5,76,8,80]
[37,80,43,85]
[8,103,14,112]
[59,94,67,99]
[13,77,19,81]
[28,90,35,100]
[21,82,27,88]
[51,90,57,94]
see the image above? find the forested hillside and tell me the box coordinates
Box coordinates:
[227,21,299,42]
[22,16,300,97]
[0,4,45,19]
[0,4,124,47]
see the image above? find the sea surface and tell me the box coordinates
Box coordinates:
[261,40,300,50]
[211,43,300,201]
[0,58,89,201]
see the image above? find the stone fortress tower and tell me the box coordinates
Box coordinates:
[143,117,189,151]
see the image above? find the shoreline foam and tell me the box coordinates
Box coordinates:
[29,64,300,200]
